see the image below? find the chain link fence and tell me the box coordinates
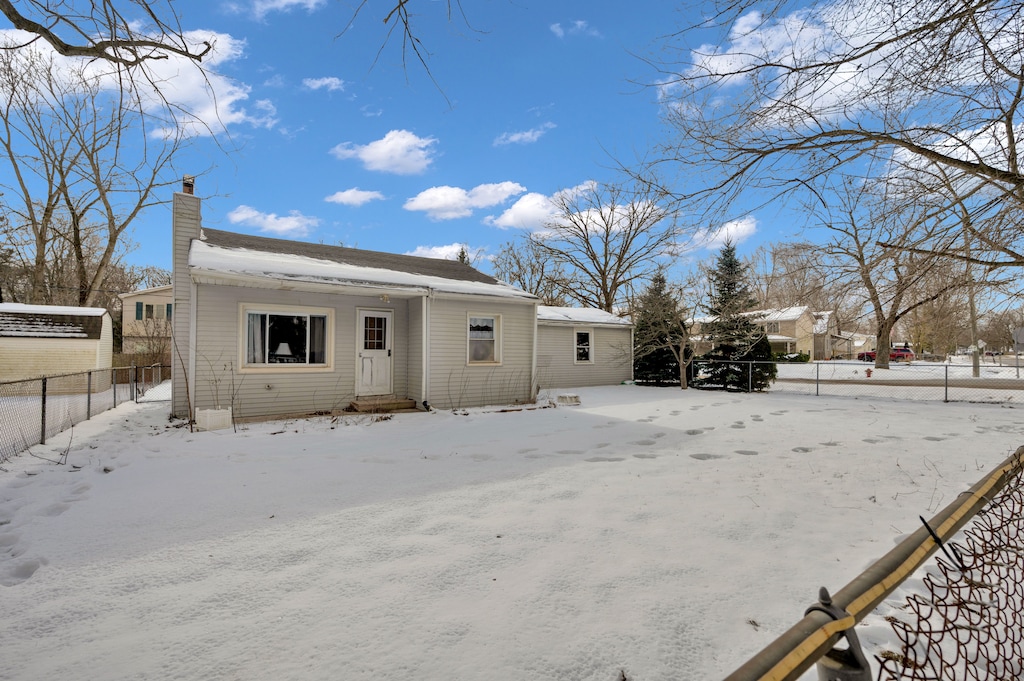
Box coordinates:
[0,365,170,466]
[724,447,1024,681]
[877,463,1024,680]
[689,359,1024,404]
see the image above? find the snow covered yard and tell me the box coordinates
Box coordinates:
[2,385,1023,680]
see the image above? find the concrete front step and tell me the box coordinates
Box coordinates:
[349,396,418,413]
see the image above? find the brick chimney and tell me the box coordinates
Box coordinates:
[182,175,195,195]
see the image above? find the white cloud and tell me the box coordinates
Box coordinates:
[550,20,602,39]
[485,192,559,230]
[227,205,320,237]
[405,243,469,260]
[303,77,345,92]
[325,188,385,206]
[252,0,325,19]
[493,122,556,146]
[694,216,758,249]
[0,29,277,138]
[404,182,526,221]
[331,130,438,175]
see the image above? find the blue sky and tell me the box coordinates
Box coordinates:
[106,0,764,274]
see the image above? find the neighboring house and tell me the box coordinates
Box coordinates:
[118,285,173,360]
[536,306,633,389]
[751,306,817,357]
[0,303,113,385]
[691,306,842,360]
[171,190,540,420]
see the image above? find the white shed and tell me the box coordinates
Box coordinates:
[535,306,633,389]
[0,304,113,383]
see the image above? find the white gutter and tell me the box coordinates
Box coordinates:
[530,302,539,402]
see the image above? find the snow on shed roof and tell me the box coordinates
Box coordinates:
[190,229,537,301]
[0,303,108,339]
[537,306,632,326]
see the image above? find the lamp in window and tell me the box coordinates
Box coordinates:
[275,342,292,357]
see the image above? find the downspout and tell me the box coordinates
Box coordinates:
[530,302,539,402]
[188,279,198,416]
[422,291,431,406]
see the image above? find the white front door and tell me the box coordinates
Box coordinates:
[357,309,392,396]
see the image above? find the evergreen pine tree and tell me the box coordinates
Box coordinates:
[456,245,471,265]
[633,273,683,385]
[698,241,776,391]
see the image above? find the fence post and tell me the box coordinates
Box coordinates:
[112,368,117,407]
[40,377,47,445]
[133,365,138,402]
[748,361,753,393]
[816,362,820,397]
[944,363,949,403]
[87,370,92,420]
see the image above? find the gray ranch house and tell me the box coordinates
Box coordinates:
[171,191,540,421]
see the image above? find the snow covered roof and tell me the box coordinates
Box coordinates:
[748,306,811,322]
[190,229,537,301]
[0,303,108,339]
[118,285,172,300]
[536,306,632,327]
[691,306,813,326]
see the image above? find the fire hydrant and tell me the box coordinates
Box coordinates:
[865,368,873,378]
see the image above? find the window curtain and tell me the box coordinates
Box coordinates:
[310,316,326,364]
[246,314,266,364]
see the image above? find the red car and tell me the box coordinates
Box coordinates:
[857,348,915,362]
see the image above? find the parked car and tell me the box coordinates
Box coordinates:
[857,348,915,362]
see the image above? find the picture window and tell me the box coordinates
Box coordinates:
[245,311,328,366]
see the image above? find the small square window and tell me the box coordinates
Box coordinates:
[764,321,780,334]
[468,316,498,363]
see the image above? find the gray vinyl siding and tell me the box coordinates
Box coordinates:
[535,324,633,389]
[190,285,411,419]
[426,298,536,409]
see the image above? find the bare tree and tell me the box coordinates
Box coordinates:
[491,238,569,306]
[652,0,1024,270]
[0,0,210,66]
[530,177,679,313]
[814,177,971,369]
[0,45,186,306]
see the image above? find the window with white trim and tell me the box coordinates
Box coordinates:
[575,329,593,363]
[764,321,780,334]
[468,315,500,364]
[243,308,330,367]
